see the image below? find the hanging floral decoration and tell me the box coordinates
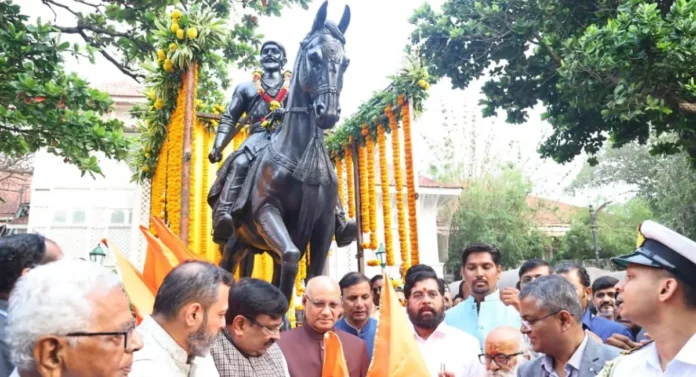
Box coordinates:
[386,104,408,270]
[336,158,346,212]
[400,95,420,266]
[357,140,371,243]
[366,133,379,250]
[377,125,394,266]
[344,145,355,218]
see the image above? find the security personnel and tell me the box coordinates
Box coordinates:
[600,220,696,376]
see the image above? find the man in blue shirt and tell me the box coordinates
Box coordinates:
[554,261,634,343]
[444,243,521,349]
[335,272,377,360]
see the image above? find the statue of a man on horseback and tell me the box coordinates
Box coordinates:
[207,37,355,248]
[206,1,352,307]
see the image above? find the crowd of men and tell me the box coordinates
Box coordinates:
[0,219,694,377]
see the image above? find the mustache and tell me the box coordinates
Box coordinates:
[262,56,280,63]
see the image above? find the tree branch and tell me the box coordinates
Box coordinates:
[75,29,145,82]
[71,0,101,10]
[42,0,80,17]
[55,25,153,53]
[533,33,562,66]
[678,100,696,114]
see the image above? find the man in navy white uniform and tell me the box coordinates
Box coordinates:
[600,220,696,376]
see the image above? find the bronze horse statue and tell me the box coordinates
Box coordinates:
[220,1,351,305]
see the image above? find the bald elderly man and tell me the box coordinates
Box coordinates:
[481,326,532,377]
[278,276,369,377]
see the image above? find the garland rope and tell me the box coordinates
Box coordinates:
[378,125,394,266]
[400,96,420,266]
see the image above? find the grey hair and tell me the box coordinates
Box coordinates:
[519,274,583,321]
[7,259,121,370]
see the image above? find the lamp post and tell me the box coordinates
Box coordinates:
[375,243,386,270]
[589,201,612,265]
[89,244,107,265]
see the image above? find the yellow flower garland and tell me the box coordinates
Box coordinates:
[149,136,168,233]
[164,78,187,235]
[386,104,409,270]
[399,96,420,265]
[357,139,370,239]
[366,131,378,250]
[345,146,355,218]
[336,158,346,215]
[377,125,394,266]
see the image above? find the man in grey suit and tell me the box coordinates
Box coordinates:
[517,275,620,377]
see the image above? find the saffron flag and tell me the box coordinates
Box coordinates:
[107,240,155,324]
[151,216,206,262]
[366,272,430,377]
[322,331,350,377]
[140,225,179,293]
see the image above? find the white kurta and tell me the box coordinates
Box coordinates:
[130,316,220,377]
[413,322,485,377]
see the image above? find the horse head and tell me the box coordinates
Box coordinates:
[297,1,351,129]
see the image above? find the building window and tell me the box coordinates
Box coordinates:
[53,210,67,224]
[72,210,86,224]
[110,209,132,225]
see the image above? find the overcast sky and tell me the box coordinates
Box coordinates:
[16,0,629,207]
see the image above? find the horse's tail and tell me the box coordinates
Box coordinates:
[294,184,319,254]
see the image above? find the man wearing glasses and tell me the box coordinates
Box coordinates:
[480,326,532,377]
[517,275,620,377]
[6,259,143,377]
[211,278,290,377]
[278,276,369,377]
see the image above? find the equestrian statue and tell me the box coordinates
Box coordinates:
[207,1,353,305]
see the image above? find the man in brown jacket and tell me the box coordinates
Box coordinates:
[278,276,369,377]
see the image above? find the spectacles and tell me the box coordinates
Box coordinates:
[65,320,136,350]
[521,310,561,330]
[306,296,341,310]
[410,290,441,302]
[478,352,523,366]
[244,316,281,337]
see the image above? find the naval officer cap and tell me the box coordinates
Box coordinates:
[612,220,696,289]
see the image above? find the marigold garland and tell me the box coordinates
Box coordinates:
[366,130,379,250]
[164,78,187,235]
[357,140,370,238]
[399,96,420,265]
[188,63,201,253]
[344,146,355,218]
[377,125,394,266]
[336,158,346,215]
[386,104,409,270]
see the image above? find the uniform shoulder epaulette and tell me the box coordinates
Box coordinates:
[621,340,654,355]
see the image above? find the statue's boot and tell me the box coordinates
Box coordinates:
[212,164,249,243]
[334,205,357,248]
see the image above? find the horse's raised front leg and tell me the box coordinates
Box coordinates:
[254,205,301,303]
[307,210,335,280]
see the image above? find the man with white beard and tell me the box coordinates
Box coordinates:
[480,326,532,377]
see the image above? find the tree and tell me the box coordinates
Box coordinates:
[1,0,309,177]
[410,0,696,169]
[569,139,696,239]
[445,165,547,276]
[559,198,653,261]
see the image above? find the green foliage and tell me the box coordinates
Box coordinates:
[569,139,696,239]
[0,0,129,177]
[410,0,696,168]
[558,199,653,261]
[446,166,546,274]
[325,58,434,159]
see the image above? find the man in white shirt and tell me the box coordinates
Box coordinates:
[405,266,484,377]
[600,221,696,376]
[130,261,234,377]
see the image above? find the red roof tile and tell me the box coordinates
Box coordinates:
[0,176,32,218]
[526,196,582,225]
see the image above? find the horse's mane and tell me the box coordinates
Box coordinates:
[301,21,346,46]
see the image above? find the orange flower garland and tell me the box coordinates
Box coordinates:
[377,125,394,266]
[164,78,187,235]
[386,104,410,271]
[366,130,379,250]
[399,96,420,265]
[149,135,168,232]
[336,158,346,214]
[296,251,307,294]
[357,134,371,238]
[345,146,355,218]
